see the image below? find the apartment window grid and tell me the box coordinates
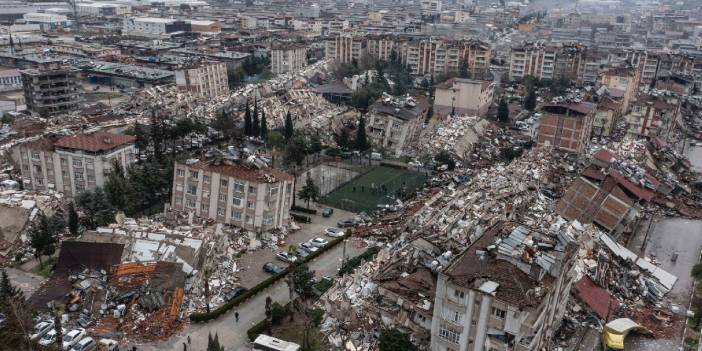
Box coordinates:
[186,199,196,208]
[231,210,242,220]
[491,307,506,319]
[189,170,199,179]
[232,196,242,206]
[177,169,185,177]
[439,325,460,344]
[187,185,198,195]
[218,193,226,202]
[234,181,245,193]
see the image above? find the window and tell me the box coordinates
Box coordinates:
[187,185,198,195]
[263,215,273,225]
[220,179,228,187]
[177,169,185,177]
[217,207,225,216]
[270,186,279,197]
[234,181,245,193]
[231,210,242,220]
[453,289,465,299]
[86,160,94,169]
[189,170,199,179]
[248,186,257,194]
[87,175,95,182]
[203,175,211,182]
[186,199,196,208]
[202,191,210,199]
[73,159,82,167]
[247,201,255,209]
[175,197,182,205]
[232,196,242,206]
[31,152,40,160]
[74,171,84,181]
[442,307,463,324]
[62,171,69,178]
[201,204,209,212]
[491,307,505,319]
[35,178,43,186]
[218,194,226,202]
[286,183,292,194]
[176,184,184,192]
[439,326,460,344]
[33,165,42,174]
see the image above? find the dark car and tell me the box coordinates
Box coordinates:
[224,287,248,301]
[263,262,284,274]
[322,208,334,217]
[337,219,358,228]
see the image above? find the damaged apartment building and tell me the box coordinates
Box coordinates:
[430,223,577,351]
[171,150,294,232]
[367,94,430,157]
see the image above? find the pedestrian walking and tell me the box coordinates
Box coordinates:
[187,335,191,345]
[235,311,239,322]
[183,342,187,351]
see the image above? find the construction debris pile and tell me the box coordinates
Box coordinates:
[409,115,493,160]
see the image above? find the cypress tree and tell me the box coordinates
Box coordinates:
[284,111,294,142]
[244,100,252,136]
[260,110,268,140]
[252,99,260,137]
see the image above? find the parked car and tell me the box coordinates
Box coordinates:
[324,227,345,237]
[322,208,334,217]
[30,321,54,341]
[310,237,329,247]
[97,339,119,351]
[63,328,86,350]
[263,262,284,274]
[70,336,95,351]
[298,242,319,253]
[276,251,298,263]
[408,160,423,168]
[336,218,358,228]
[224,287,248,301]
[296,249,310,259]
[39,328,65,346]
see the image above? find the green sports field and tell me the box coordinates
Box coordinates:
[320,166,427,213]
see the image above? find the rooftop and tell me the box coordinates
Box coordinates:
[370,95,430,121]
[54,131,136,153]
[183,159,293,183]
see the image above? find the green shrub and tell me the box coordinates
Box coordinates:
[310,308,324,327]
[247,319,270,342]
[271,302,289,325]
[291,213,311,223]
[291,205,317,214]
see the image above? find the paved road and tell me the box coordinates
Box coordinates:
[4,267,44,297]
[134,225,364,351]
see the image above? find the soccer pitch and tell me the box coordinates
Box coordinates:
[320,166,427,213]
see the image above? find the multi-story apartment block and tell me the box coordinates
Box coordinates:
[12,132,136,197]
[270,43,307,75]
[536,102,596,155]
[430,224,577,351]
[401,39,490,77]
[324,33,365,64]
[171,158,294,232]
[625,94,680,139]
[367,95,430,157]
[366,35,399,62]
[592,96,622,138]
[175,61,229,98]
[600,66,640,115]
[421,0,442,16]
[21,62,82,117]
[434,78,494,117]
[508,42,557,81]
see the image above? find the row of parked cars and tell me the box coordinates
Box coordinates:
[31,320,116,350]
[263,227,347,274]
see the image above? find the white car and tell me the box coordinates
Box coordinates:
[39,328,65,346]
[298,242,319,253]
[70,336,95,351]
[276,251,298,263]
[30,321,54,341]
[324,227,344,238]
[309,237,329,247]
[63,328,86,350]
[408,160,423,168]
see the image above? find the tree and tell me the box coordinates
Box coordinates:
[51,302,64,348]
[354,117,370,151]
[524,84,536,111]
[252,99,260,137]
[283,134,308,167]
[0,270,21,305]
[76,187,115,230]
[498,97,510,123]
[284,111,294,142]
[260,109,268,140]
[425,103,434,124]
[67,202,79,237]
[337,128,351,149]
[244,101,252,136]
[149,109,165,162]
[29,214,58,266]
[207,332,224,351]
[133,121,148,152]
[292,264,315,299]
[265,296,273,336]
[379,329,418,351]
[267,131,285,166]
[421,77,429,91]
[298,175,320,208]
[435,150,456,171]
[213,110,235,141]
[459,58,469,78]
[104,160,129,211]
[0,271,32,351]
[692,262,702,281]
[309,133,322,156]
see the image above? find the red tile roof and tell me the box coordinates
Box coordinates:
[54,132,136,152]
[607,169,655,202]
[574,276,620,319]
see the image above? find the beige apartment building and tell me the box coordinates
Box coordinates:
[12,132,136,197]
[175,61,229,98]
[271,43,307,75]
[171,159,294,232]
[324,33,365,64]
[600,66,640,115]
[400,39,490,77]
[508,42,557,81]
[537,102,596,155]
[434,78,495,117]
[430,224,577,351]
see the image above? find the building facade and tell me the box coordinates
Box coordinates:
[271,43,307,75]
[12,132,136,197]
[434,78,494,117]
[175,61,229,98]
[600,67,640,115]
[367,95,429,157]
[21,62,82,117]
[171,159,294,231]
[536,102,596,154]
[324,33,364,64]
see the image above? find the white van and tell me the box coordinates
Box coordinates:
[71,337,96,351]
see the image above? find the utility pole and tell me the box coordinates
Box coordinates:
[68,0,80,31]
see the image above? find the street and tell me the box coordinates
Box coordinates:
[133,206,365,351]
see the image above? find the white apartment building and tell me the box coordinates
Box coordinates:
[324,34,364,65]
[434,78,495,117]
[122,17,188,38]
[421,0,442,15]
[508,43,557,81]
[430,225,576,351]
[0,69,22,91]
[77,2,130,17]
[171,159,294,232]
[12,132,136,197]
[270,44,307,75]
[175,61,229,98]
